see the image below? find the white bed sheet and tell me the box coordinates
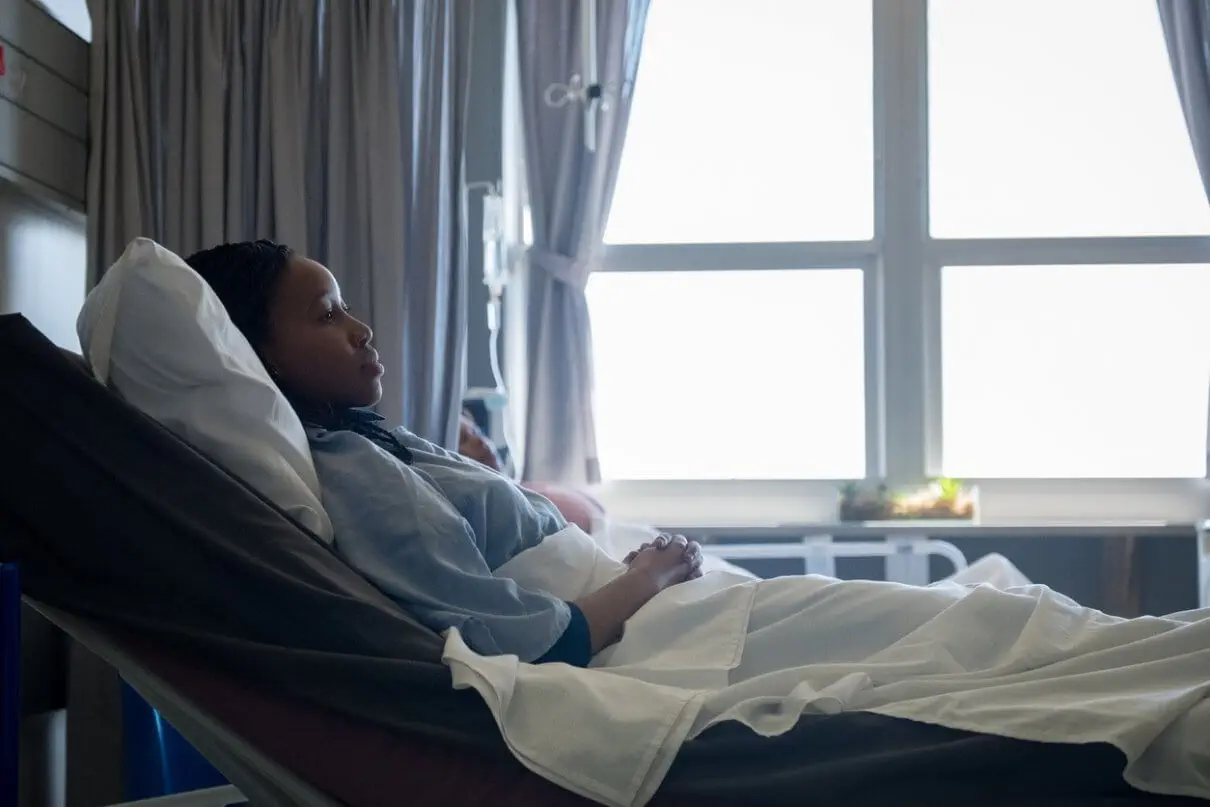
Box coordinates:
[447,524,1210,807]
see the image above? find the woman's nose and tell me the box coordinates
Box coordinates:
[355,322,373,347]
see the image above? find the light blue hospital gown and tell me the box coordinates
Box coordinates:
[307,412,575,663]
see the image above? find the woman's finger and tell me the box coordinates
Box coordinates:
[653,533,671,550]
[625,540,660,564]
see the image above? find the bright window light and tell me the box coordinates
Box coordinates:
[588,269,866,480]
[586,0,1210,512]
[941,264,1210,478]
[929,0,1210,238]
[604,0,873,245]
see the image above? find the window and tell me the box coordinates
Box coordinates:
[605,0,873,244]
[589,0,1210,517]
[590,269,866,480]
[928,0,1210,238]
[941,264,1210,478]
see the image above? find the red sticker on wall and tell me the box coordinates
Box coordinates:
[0,44,6,77]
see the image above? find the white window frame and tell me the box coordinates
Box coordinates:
[520,0,1210,526]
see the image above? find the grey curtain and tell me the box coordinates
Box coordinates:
[1158,1,1210,473]
[1159,2,1210,198]
[515,0,649,484]
[86,0,471,446]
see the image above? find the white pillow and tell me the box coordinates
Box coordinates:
[76,237,335,543]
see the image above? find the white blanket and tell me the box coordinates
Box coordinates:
[444,525,1210,807]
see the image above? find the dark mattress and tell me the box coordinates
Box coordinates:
[0,314,1202,807]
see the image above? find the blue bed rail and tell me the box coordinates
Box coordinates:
[1,562,20,807]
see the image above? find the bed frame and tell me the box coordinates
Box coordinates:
[2,563,18,807]
[700,533,968,585]
[2,564,248,807]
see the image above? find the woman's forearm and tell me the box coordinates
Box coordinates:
[573,569,661,654]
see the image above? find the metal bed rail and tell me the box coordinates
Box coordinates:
[2,563,19,807]
[1,564,247,807]
[102,786,246,807]
[701,535,969,586]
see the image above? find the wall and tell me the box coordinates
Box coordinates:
[1,7,88,806]
[0,179,87,350]
[0,0,88,210]
[0,173,86,807]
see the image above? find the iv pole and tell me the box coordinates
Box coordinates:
[581,0,600,152]
[544,0,606,153]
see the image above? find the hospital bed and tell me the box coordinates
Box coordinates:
[2,313,1206,807]
[10,582,1201,807]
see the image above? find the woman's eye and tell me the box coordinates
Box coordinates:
[322,309,337,322]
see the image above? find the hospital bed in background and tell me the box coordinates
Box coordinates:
[704,534,967,583]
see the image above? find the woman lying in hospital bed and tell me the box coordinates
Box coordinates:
[184,240,714,666]
[84,239,1210,807]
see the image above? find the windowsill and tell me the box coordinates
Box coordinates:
[588,478,1210,528]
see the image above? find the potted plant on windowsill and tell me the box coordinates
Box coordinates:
[839,478,978,523]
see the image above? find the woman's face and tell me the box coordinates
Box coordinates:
[260,255,384,410]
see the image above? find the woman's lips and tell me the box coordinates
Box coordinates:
[363,351,384,377]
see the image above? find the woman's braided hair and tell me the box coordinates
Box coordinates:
[184,239,293,353]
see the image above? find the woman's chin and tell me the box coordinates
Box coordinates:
[368,381,384,406]
[352,380,383,409]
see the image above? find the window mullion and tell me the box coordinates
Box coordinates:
[600,241,877,272]
[930,235,1210,267]
[873,0,932,485]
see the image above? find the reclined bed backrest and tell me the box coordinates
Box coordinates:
[76,238,334,542]
[0,314,495,738]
